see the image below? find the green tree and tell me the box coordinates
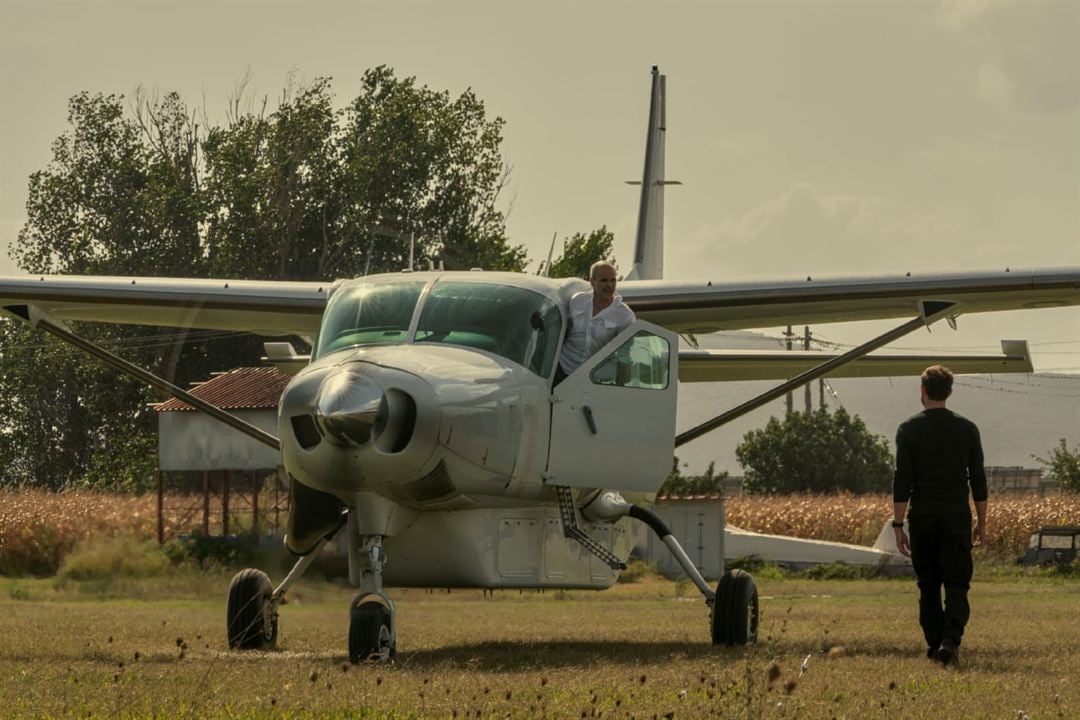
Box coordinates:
[1034,439,1080,493]
[736,408,893,495]
[2,69,525,489]
[658,457,730,496]
[546,226,615,279]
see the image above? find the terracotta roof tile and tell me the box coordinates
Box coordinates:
[153,367,290,412]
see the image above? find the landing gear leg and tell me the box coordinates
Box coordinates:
[632,504,758,645]
[348,534,396,662]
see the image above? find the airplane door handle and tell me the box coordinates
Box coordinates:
[581,405,598,435]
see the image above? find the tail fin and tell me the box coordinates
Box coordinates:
[626,66,675,281]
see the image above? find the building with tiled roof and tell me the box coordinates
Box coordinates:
[154,367,291,413]
[152,367,288,472]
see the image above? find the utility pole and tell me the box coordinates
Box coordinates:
[785,325,794,415]
[819,377,827,410]
[803,326,812,414]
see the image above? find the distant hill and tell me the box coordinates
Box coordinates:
[676,331,1080,476]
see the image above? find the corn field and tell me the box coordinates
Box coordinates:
[2,490,1077,576]
[725,492,1080,557]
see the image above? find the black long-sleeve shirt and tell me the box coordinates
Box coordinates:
[893,408,988,515]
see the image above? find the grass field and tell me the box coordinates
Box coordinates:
[1,566,1076,719]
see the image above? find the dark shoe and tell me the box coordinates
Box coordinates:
[926,646,939,660]
[936,643,958,667]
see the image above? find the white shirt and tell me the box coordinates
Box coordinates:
[559,291,636,374]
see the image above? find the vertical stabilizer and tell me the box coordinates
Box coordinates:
[627,67,669,281]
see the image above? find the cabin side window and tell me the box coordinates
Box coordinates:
[414,282,562,377]
[589,331,670,390]
[313,281,426,359]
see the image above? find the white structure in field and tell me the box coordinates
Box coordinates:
[637,496,908,579]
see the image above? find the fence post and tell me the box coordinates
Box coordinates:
[223,470,230,537]
[156,471,164,545]
[202,470,210,536]
[252,470,259,537]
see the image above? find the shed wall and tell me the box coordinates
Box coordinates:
[158,410,280,471]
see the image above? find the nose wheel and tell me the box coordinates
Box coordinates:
[347,531,397,662]
[349,596,396,662]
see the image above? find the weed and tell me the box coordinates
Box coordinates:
[56,535,170,581]
[617,559,658,583]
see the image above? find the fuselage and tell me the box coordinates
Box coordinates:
[278,271,589,512]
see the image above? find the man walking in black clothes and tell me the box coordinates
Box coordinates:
[892,365,987,667]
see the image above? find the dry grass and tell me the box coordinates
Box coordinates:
[0,489,272,576]
[3,490,1077,577]
[0,573,1076,718]
[725,493,1080,555]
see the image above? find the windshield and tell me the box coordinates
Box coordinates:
[414,281,562,377]
[314,281,425,359]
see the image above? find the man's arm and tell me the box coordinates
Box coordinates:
[893,500,911,556]
[973,500,987,546]
[892,426,913,557]
[969,423,989,546]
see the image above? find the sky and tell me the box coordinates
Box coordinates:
[1,1,1078,371]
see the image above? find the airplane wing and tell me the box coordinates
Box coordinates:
[0,275,329,336]
[3,267,1077,340]
[678,340,1032,383]
[621,267,1080,334]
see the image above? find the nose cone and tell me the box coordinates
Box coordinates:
[315,367,385,447]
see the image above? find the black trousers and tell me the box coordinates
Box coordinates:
[908,513,974,649]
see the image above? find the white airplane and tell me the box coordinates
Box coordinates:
[2,67,1077,661]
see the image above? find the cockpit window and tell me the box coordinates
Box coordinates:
[314,281,425,359]
[415,282,562,377]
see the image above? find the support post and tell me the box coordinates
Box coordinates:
[223,470,230,537]
[202,470,210,536]
[803,326,812,413]
[784,325,793,415]
[252,471,259,537]
[675,304,956,447]
[1,306,279,450]
[156,471,164,545]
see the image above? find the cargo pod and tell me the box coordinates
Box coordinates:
[546,320,678,492]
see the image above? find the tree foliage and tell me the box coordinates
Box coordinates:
[546,226,615,279]
[736,408,893,495]
[658,457,729,496]
[1,68,524,489]
[1034,438,1080,493]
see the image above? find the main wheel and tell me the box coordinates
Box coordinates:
[711,569,759,645]
[227,568,278,650]
[349,598,394,663]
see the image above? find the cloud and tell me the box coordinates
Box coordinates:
[673,183,890,279]
[669,183,992,281]
[940,1,1080,114]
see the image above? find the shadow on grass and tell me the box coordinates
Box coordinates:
[392,640,748,671]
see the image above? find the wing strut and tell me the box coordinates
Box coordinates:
[674,301,958,447]
[3,303,280,451]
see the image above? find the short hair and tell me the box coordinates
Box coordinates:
[921,365,954,401]
[589,260,615,279]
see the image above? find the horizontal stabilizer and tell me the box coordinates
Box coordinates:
[678,340,1032,383]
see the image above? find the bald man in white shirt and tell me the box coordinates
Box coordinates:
[555,261,636,384]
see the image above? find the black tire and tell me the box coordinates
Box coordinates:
[227,568,278,650]
[349,599,394,663]
[711,569,759,646]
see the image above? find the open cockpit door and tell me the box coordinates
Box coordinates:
[546,320,678,493]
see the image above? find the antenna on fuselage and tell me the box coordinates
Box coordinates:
[539,231,557,277]
[626,65,680,282]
